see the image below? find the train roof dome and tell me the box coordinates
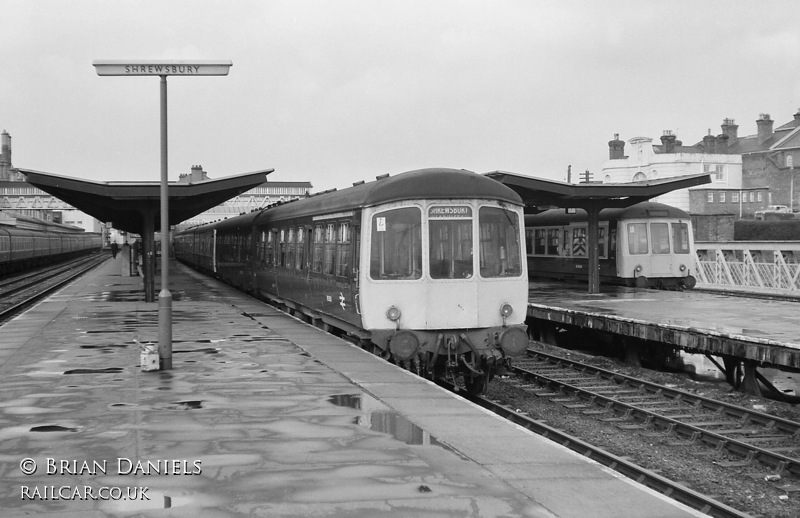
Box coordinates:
[261,168,522,220]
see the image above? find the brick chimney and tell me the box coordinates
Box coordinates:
[660,130,677,153]
[720,118,738,145]
[756,113,774,145]
[715,133,729,153]
[0,130,10,180]
[608,133,625,159]
[702,130,716,153]
[794,109,800,127]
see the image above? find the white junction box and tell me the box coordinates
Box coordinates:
[140,344,160,371]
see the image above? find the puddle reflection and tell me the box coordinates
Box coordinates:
[328,393,445,447]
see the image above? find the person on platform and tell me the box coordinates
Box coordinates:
[110,241,119,259]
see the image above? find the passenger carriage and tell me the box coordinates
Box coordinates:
[525,202,696,289]
[175,168,530,393]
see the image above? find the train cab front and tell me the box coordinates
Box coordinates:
[360,198,529,393]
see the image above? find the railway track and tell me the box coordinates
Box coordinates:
[0,253,109,323]
[508,349,800,479]
[440,376,752,518]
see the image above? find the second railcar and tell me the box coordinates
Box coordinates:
[175,168,530,393]
[525,202,696,289]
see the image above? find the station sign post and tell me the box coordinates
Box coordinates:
[93,60,232,370]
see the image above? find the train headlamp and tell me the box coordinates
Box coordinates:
[386,306,401,322]
[635,265,643,272]
[500,303,514,317]
[679,264,687,272]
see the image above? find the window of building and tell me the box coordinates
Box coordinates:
[704,164,726,182]
[757,192,763,202]
[707,192,714,203]
[750,192,755,202]
[719,192,726,203]
[732,192,739,203]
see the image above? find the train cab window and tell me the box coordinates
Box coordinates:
[627,223,649,255]
[479,207,522,278]
[431,211,473,279]
[370,207,421,280]
[671,222,691,254]
[650,223,670,254]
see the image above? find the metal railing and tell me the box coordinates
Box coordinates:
[694,241,800,295]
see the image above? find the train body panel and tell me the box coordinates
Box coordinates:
[0,226,102,276]
[525,201,696,289]
[175,168,529,393]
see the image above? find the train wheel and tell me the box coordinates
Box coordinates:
[465,374,487,395]
[634,276,649,288]
[681,275,696,290]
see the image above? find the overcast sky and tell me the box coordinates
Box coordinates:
[2,1,800,191]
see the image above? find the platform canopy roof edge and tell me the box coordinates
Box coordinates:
[484,171,712,211]
[18,168,274,234]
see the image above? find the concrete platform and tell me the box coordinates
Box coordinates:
[0,257,707,517]
[528,282,800,370]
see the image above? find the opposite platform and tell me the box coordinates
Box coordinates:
[0,257,706,517]
[528,281,800,370]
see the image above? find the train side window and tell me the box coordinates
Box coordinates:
[533,229,546,255]
[650,223,670,254]
[546,228,559,256]
[598,226,607,259]
[336,222,350,277]
[312,225,324,273]
[671,222,691,254]
[286,228,295,269]
[571,227,587,257]
[524,229,534,255]
[266,230,275,266]
[627,223,649,255]
[278,229,286,266]
[295,227,305,270]
[370,207,421,280]
[479,207,522,277]
[324,223,337,275]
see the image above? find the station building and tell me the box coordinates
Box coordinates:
[602,109,800,220]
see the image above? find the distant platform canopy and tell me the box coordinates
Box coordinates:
[485,171,711,211]
[18,168,274,234]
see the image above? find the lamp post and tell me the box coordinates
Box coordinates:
[93,60,232,370]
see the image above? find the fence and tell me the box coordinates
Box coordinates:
[694,241,800,295]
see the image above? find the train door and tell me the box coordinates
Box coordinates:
[648,221,673,276]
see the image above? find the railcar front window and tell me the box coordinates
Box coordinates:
[430,211,473,279]
[370,208,421,280]
[627,223,649,255]
[479,207,522,277]
[671,222,691,254]
[651,223,670,254]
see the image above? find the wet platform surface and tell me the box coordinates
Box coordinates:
[0,257,706,517]
[528,282,800,368]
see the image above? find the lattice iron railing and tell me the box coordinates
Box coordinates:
[694,242,800,295]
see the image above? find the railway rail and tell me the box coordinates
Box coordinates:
[0,253,109,323]
[439,377,752,518]
[506,349,800,479]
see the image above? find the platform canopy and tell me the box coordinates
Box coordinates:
[18,168,273,234]
[485,171,711,211]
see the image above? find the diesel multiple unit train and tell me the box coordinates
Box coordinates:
[175,168,530,393]
[0,225,102,276]
[525,202,697,289]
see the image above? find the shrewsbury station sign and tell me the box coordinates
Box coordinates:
[93,60,232,76]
